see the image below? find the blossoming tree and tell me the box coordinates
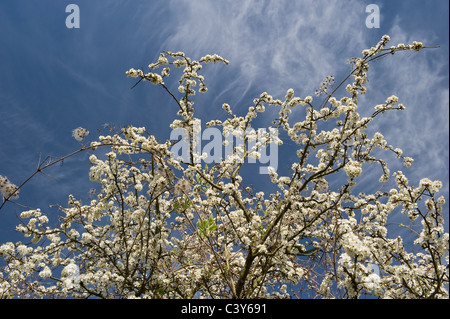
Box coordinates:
[0,36,448,299]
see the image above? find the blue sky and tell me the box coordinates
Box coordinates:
[0,0,448,245]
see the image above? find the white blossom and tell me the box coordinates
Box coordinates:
[39,266,52,279]
[0,37,447,300]
[0,175,19,200]
[344,160,362,178]
[174,179,191,196]
[72,127,89,142]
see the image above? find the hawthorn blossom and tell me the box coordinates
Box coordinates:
[344,160,362,178]
[403,156,414,167]
[0,175,19,200]
[72,127,89,142]
[39,266,52,279]
[0,36,447,300]
[174,179,191,196]
[315,75,334,96]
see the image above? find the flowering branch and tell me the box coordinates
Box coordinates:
[0,36,447,299]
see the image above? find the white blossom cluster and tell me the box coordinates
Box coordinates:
[72,127,90,142]
[0,36,447,299]
[315,75,335,96]
[0,175,19,200]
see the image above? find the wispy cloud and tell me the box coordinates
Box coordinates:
[149,0,449,207]
[158,0,369,96]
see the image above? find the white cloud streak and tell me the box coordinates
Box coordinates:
[159,0,368,95]
[148,0,449,209]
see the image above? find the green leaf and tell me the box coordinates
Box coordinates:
[197,216,217,238]
[182,198,191,210]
